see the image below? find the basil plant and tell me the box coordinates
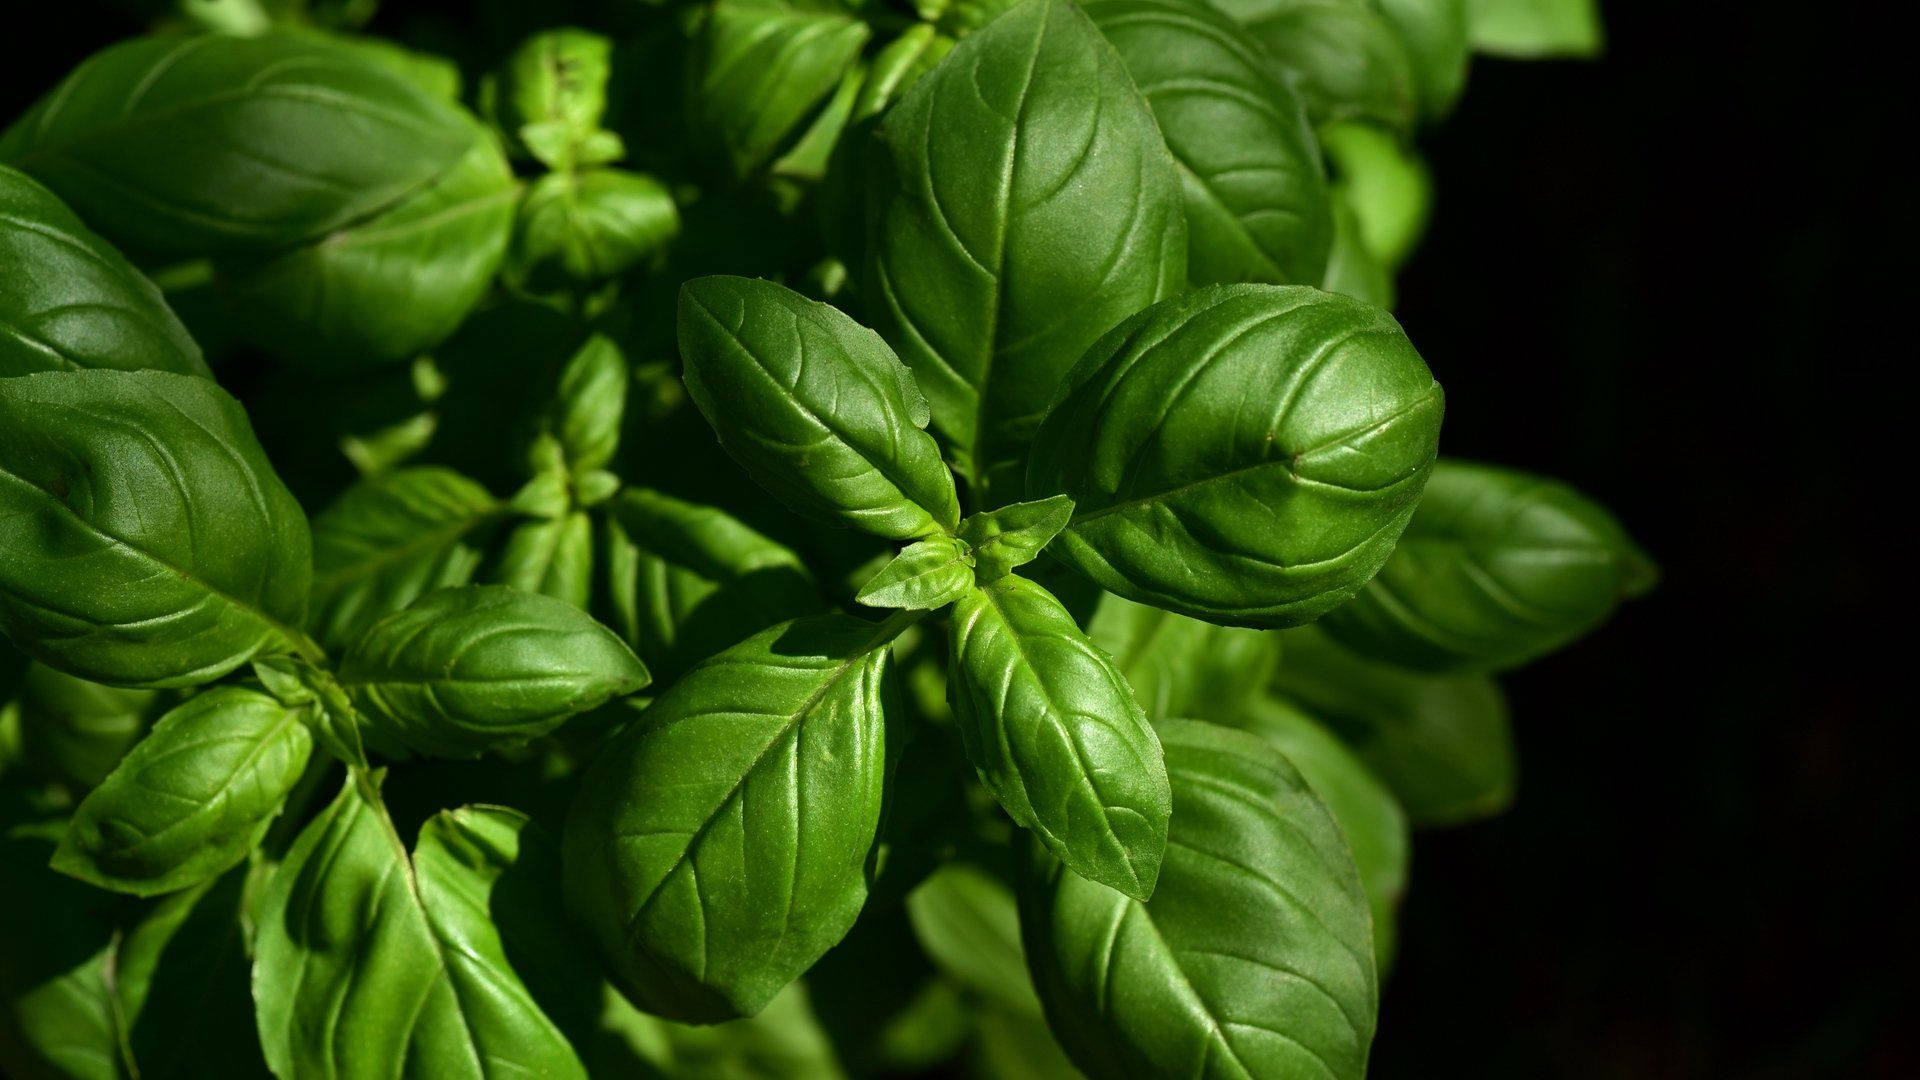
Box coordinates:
[0,0,1637,1076]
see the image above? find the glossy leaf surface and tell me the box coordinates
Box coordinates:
[0,166,207,377]
[678,275,960,539]
[338,586,648,758]
[1084,0,1334,287]
[54,687,312,896]
[254,783,587,1078]
[0,32,474,257]
[307,466,501,654]
[1019,718,1378,1079]
[1321,459,1656,672]
[949,574,1169,899]
[491,512,594,609]
[565,615,894,1022]
[1029,284,1443,627]
[857,535,975,610]
[864,0,1187,501]
[958,494,1074,582]
[0,370,313,687]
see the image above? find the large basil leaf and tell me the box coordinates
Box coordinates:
[0,166,207,378]
[564,614,895,1022]
[1220,0,1419,132]
[1088,592,1279,720]
[1466,0,1602,57]
[114,867,268,1079]
[254,782,587,1078]
[215,124,516,366]
[1272,625,1513,825]
[1084,0,1334,287]
[13,663,160,793]
[864,0,1187,502]
[687,0,872,179]
[52,687,312,896]
[1228,696,1409,967]
[1019,718,1378,1079]
[948,574,1169,900]
[0,817,126,1080]
[0,370,314,688]
[338,585,648,758]
[1377,0,1471,117]
[601,488,823,683]
[308,466,502,654]
[677,275,960,539]
[1321,459,1655,672]
[1028,284,1443,628]
[0,32,474,258]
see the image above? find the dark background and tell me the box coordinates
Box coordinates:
[3,2,1904,1077]
[1378,4,1902,1077]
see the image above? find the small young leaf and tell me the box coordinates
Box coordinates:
[486,28,617,167]
[0,165,208,378]
[254,781,587,1078]
[491,512,595,609]
[1028,284,1443,628]
[53,687,312,896]
[957,494,1074,582]
[510,169,680,287]
[546,334,629,476]
[0,369,314,688]
[677,275,961,539]
[1320,458,1656,672]
[948,575,1169,900]
[565,614,896,1022]
[1019,718,1378,1079]
[857,535,975,610]
[338,585,648,758]
[307,465,502,653]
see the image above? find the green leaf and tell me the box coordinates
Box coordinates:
[905,862,1043,1017]
[13,663,160,793]
[1028,283,1444,628]
[1321,195,1395,307]
[215,123,517,367]
[1084,0,1335,287]
[1019,718,1378,1079]
[510,168,680,287]
[863,0,1187,502]
[857,535,975,610]
[1466,0,1603,57]
[1226,696,1410,967]
[1321,120,1431,270]
[948,574,1169,900]
[487,28,617,168]
[957,494,1073,582]
[564,614,896,1022]
[53,687,312,896]
[677,275,961,539]
[545,334,629,476]
[1087,592,1279,720]
[338,585,649,758]
[1272,625,1514,825]
[687,0,872,178]
[0,369,314,688]
[491,512,594,609]
[601,488,824,683]
[818,23,953,264]
[0,166,208,378]
[1322,459,1655,672]
[113,867,269,1079]
[0,32,475,258]
[0,816,126,1080]
[307,466,502,654]
[1225,0,1419,132]
[1376,0,1472,117]
[253,782,588,1078]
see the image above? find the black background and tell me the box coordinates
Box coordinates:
[3,2,1904,1077]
